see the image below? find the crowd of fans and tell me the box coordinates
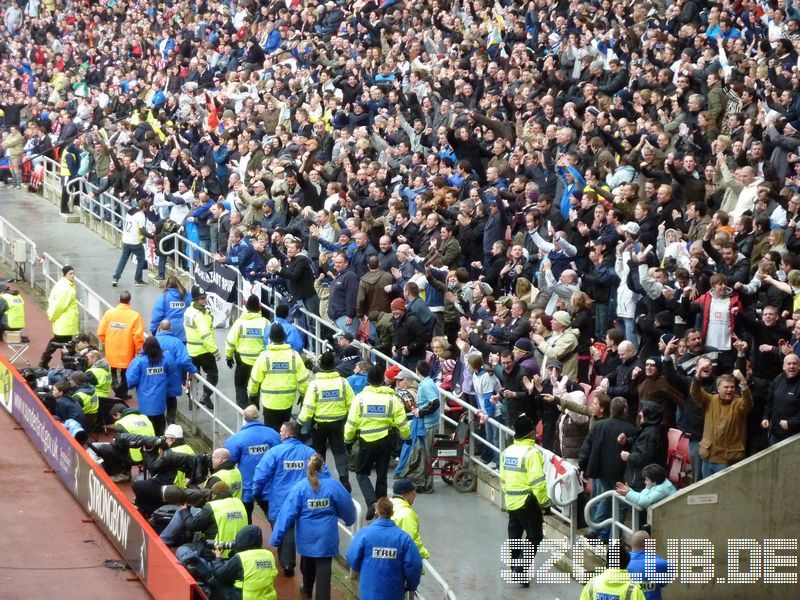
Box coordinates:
[4,0,800,557]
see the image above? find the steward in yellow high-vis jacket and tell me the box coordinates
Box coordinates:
[298,350,355,490]
[344,365,410,519]
[499,413,550,589]
[184,286,220,410]
[40,265,80,368]
[247,323,308,431]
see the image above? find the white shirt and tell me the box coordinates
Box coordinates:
[122,210,147,245]
[706,295,732,351]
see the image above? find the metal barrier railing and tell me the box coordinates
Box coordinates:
[583,489,644,541]
[0,215,41,288]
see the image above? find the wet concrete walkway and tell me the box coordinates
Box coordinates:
[1,188,583,599]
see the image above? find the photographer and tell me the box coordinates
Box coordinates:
[68,371,99,431]
[207,525,278,600]
[92,403,156,483]
[131,424,197,515]
[85,350,113,400]
[202,448,244,500]
[176,481,248,564]
[52,381,88,430]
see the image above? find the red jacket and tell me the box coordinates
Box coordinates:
[693,290,742,344]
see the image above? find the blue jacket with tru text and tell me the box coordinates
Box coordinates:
[251,437,329,521]
[346,518,423,600]
[270,476,356,557]
[155,330,197,397]
[627,550,672,600]
[224,421,282,503]
[125,352,176,417]
[150,288,192,341]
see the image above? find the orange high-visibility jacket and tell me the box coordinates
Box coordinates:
[98,303,145,369]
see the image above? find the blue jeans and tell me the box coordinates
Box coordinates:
[591,478,615,541]
[621,317,637,351]
[701,460,727,479]
[114,243,146,282]
[335,315,358,337]
[595,303,610,340]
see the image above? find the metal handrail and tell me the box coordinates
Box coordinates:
[583,489,643,541]
[416,560,458,600]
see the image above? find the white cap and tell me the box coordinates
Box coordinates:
[164,424,183,438]
[623,222,640,235]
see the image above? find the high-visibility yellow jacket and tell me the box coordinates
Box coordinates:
[47,276,79,336]
[116,412,155,463]
[298,371,354,424]
[580,569,646,600]
[225,312,268,366]
[499,438,549,511]
[207,496,247,558]
[0,292,25,329]
[184,303,217,357]
[247,344,309,410]
[391,496,429,559]
[344,385,410,443]
[234,549,277,600]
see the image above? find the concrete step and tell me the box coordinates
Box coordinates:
[59,212,82,223]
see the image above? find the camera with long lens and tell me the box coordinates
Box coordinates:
[192,452,213,485]
[204,539,234,550]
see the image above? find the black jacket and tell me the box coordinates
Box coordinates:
[622,401,668,490]
[764,372,800,442]
[393,312,427,362]
[277,254,317,301]
[579,416,638,482]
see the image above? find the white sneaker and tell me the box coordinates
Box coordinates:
[486,461,497,470]
[111,279,118,287]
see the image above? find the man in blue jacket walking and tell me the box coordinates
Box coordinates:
[251,421,328,576]
[224,405,281,522]
[265,303,304,353]
[346,497,423,600]
[627,530,672,600]
[155,320,197,424]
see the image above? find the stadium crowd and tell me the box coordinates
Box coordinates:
[5,0,800,595]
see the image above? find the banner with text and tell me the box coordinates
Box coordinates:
[193,261,238,328]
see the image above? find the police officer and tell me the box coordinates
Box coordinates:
[132,423,197,515]
[85,350,112,399]
[205,448,244,499]
[298,350,355,491]
[390,479,430,560]
[499,413,550,588]
[69,371,99,430]
[252,422,325,577]
[184,285,219,410]
[225,294,268,408]
[92,403,156,482]
[224,405,281,522]
[344,365,410,520]
[210,525,278,600]
[0,281,24,338]
[346,497,423,600]
[180,481,248,560]
[580,547,646,600]
[247,323,309,431]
